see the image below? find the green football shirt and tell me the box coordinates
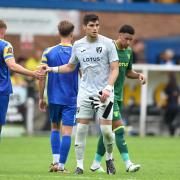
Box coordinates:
[114,41,133,101]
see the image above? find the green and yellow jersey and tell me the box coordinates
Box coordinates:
[114,41,133,101]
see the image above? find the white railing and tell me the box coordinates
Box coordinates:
[133,64,180,137]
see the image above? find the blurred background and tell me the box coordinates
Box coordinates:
[1,0,180,137]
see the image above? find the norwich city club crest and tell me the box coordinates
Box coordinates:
[96,47,102,54]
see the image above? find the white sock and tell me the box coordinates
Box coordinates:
[100,124,114,154]
[59,163,64,170]
[77,159,84,170]
[75,123,89,170]
[53,154,60,164]
[106,152,113,161]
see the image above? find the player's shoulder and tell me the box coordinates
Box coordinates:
[43,44,59,55]
[98,34,113,44]
[73,37,87,47]
[0,39,12,48]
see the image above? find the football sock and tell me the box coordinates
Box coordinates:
[91,135,105,169]
[100,125,114,160]
[96,134,106,157]
[59,135,71,168]
[50,130,60,164]
[75,123,89,170]
[114,126,130,163]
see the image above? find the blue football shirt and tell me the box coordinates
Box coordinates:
[41,43,79,105]
[0,39,14,95]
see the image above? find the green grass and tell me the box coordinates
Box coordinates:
[0,136,180,180]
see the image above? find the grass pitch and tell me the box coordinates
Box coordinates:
[0,136,180,180]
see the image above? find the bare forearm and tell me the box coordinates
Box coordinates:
[10,63,34,77]
[108,67,119,86]
[50,63,75,73]
[126,70,139,79]
[39,79,46,99]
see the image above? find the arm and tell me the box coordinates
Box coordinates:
[38,78,47,112]
[6,58,45,79]
[126,69,146,84]
[108,61,119,86]
[47,63,76,73]
[101,61,119,102]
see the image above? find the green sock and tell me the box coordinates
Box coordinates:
[114,126,130,162]
[95,134,106,162]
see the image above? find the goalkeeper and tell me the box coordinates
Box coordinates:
[90,25,146,173]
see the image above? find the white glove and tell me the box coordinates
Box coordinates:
[89,91,114,118]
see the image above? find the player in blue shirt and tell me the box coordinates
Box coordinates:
[0,20,44,139]
[39,20,79,173]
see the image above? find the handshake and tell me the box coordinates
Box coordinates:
[38,65,52,73]
[89,91,114,119]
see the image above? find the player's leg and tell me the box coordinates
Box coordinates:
[98,106,116,174]
[58,105,76,172]
[48,103,61,172]
[74,105,93,174]
[0,95,10,140]
[113,101,140,172]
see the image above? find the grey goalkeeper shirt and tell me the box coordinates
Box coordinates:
[69,35,118,105]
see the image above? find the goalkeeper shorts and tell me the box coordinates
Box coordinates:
[76,100,113,121]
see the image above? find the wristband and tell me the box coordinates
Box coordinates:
[51,67,59,73]
[104,85,113,92]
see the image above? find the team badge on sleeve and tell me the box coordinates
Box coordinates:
[7,47,13,54]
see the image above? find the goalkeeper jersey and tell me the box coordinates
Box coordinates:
[0,39,14,95]
[69,34,118,104]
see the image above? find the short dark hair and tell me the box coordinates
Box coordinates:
[119,25,135,35]
[83,14,99,25]
[0,20,7,29]
[58,20,74,37]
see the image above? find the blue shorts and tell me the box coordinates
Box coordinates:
[0,95,9,125]
[48,103,77,126]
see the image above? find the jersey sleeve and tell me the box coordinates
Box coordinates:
[107,40,118,63]
[127,49,133,70]
[40,48,48,65]
[3,42,15,62]
[69,42,79,65]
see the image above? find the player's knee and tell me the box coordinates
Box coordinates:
[100,125,114,142]
[51,122,60,130]
[62,126,73,136]
[76,123,88,135]
[112,120,123,130]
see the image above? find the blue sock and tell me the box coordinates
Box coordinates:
[59,136,71,164]
[50,130,60,155]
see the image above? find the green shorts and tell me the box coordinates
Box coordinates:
[113,100,122,121]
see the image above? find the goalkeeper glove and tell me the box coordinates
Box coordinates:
[89,91,114,119]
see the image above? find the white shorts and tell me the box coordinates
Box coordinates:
[76,99,113,121]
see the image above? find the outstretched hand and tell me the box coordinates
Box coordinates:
[39,65,52,73]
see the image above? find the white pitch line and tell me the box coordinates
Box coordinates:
[0,174,104,180]
[0,174,139,180]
